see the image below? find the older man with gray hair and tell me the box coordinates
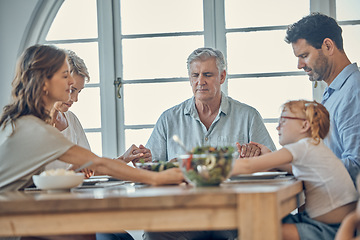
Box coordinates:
[146,47,276,163]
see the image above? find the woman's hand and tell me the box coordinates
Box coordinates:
[152,168,184,186]
[68,165,94,179]
[80,168,94,178]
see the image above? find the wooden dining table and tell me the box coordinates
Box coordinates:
[0,178,303,240]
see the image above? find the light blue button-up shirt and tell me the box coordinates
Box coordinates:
[146,93,276,161]
[321,63,360,184]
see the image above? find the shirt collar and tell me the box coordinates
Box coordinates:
[184,92,229,116]
[219,93,229,115]
[322,63,358,103]
[328,63,358,91]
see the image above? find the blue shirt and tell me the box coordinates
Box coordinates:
[321,63,360,184]
[146,93,276,161]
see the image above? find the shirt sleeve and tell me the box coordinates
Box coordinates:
[335,89,360,182]
[146,112,168,161]
[248,110,277,151]
[0,116,75,191]
[67,111,91,150]
[283,139,308,163]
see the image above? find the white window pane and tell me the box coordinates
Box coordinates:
[46,0,98,40]
[70,87,101,129]
[123,82,193,125]
[225,0,309,29]
[336,0,360,21]
[120,0,203,35]
[122,36,203,80]
[85,132,102,157]
[342,25,360,65]
[54,42,100,84]
[265,123,280,150]
[228,76,313,118]
[125,129,153,150]
[227,30,297,74]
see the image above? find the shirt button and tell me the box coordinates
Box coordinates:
[205,137,208,141]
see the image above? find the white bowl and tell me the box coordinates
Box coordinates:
[32,173,84,190]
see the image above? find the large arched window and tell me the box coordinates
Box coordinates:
[39,0,360,156]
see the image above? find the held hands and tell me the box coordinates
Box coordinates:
[236,142,260,158]
[236,141,272,158]
[117,144,152,163]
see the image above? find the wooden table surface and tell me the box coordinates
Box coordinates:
[0,179,303,240]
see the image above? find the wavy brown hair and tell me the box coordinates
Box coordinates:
[0,44,67,131]
[282,100,330,145]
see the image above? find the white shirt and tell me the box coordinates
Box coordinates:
[45,111,90,170]
[284,138,358,218]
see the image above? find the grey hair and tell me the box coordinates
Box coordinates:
[186,47,227,75]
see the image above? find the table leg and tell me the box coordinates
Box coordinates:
[237,192,281,240]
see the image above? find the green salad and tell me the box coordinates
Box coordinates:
[180,146,235,186]
[135,160,179,172]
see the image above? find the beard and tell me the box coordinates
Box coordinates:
[304,50,329,82]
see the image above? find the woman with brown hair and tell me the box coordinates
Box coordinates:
[0,44,183,192]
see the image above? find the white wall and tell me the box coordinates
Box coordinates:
[0,0,39,110]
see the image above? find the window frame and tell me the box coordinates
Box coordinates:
[22,0,359,156]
